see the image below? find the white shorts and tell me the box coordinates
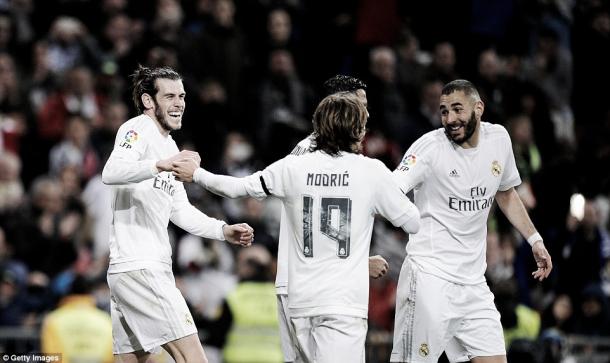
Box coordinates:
[277,294,300,362]
[291,315,367,363]
[390,258,506,362]
[107,269,198,354]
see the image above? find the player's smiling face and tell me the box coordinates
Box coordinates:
[152,78,186,132]
[439,90,482,146]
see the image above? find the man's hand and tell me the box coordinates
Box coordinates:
[531,240,553,281]
[156,150,200,172]
[369,255,389,279]
[172,159,199,182]
[223,223,254,247]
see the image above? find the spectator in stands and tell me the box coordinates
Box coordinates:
[404,77,443,147]
[425,41,459,84]
[366,46,410,150]
[41,275,113,363]
[0,228,29,327]
[49,114,100,181]
[560,198,610,303]
[197,0,247,114]
[540,293,575,336]
[10,176,79,278]
[493,278,541,348]
[37,66,104,143]
[256,49,314,162]
[523,26,574,145]
[573,283,610,336]
[507,114,541,210]
[222,245,282,363]
[44,17,102,76]
[394,29,427,110]
[0,151,24,213]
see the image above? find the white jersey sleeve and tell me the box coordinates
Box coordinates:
[102,121,158,185]
[170,183,226,241]
[392,132,439,193]
[255,158,288,199]
[372,160,420,233]
[497,126,521,191]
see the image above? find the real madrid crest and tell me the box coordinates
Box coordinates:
[419,343,429,357]
[491,160,502,177]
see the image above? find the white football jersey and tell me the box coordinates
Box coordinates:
[243,151,420,318]
[275,135,314,294]
[103,115,225,273]
[393,122,521,284]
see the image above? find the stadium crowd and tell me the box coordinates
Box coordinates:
[0,0,609,362]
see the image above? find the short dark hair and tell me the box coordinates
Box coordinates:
[312,92,367,156]
[131,65,182,113]
[323,75,367,96]
[441,79,481,102]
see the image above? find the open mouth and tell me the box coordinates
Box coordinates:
[448,124,463,133]
[168,111,182,120]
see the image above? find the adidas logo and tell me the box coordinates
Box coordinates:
[449,169,460,177]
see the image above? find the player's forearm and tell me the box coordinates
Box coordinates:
[170,203,226,241]
[101,155,158,185]
[193,168,250,198]
[399,209,421,234]
[495,188,538,239]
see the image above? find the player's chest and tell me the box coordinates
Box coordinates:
[431,150,505,199]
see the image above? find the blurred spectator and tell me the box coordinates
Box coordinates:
[540,293,575,336]
[523,25,574,146]
[44,16,102,75]
[404,77,443,147]
[560,198,610,303]
[222,245,282,363]
[49,114,100,181]
[178,234,236,363]
[8,176,79,278]
[394,29,428,110]
[40,275,113,363]
[493,278,541,348]
[0,53,26,114]
[253,7,300,74]
[81,173,111,263]
[0,5,34,60]
[24,40,56,115]
[149,0,186,47]
[89,100,128,162]
[0,227,30,327]
[256,49,314,162]
[196,0,247,115]
[366,46,410,150]
[473,48,506,124]
[573,283,610,336]
[99,12,142,80]
[37,66,104,143]
[0,151,24,213]
[507,114,541,210]
[425,41,459,84]
[176,79,230,171]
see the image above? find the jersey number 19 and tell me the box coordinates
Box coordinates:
[303,196,352,258]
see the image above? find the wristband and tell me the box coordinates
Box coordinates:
[526,232,542,246]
